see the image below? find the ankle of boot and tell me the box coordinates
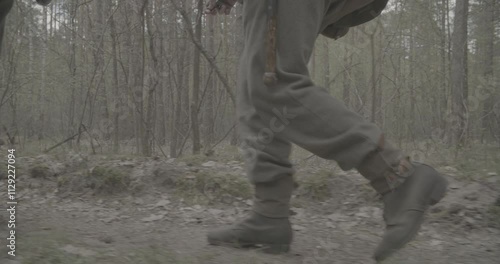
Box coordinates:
[253,202,290,218]
[357,138,414,195]
[253,177,294,218]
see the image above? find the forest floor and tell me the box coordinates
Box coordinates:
[0,145,499,264]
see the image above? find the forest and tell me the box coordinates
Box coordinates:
[0,0,498,159]
[0,1,499,264]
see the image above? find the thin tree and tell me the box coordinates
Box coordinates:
[450,0,469,145]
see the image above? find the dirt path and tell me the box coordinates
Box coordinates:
[1,155,499,264]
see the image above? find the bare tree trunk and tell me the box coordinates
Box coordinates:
[231,3,244,146]
[27,1,35,139]
[439,0,449,133]
[171,23,188,157]
[367,24,382,126]
[204,14,216,147]
[479,0,495,142]
[323,38,330,91]
[342,32,354,107]
[409,23,416,128]
[191,0,203,154]
[110,0,120,153]
[38,5,48,141]
[156,0,167,147]
[124,2,134,152]
[450,0,469,145]
[94,0,109,140]
[144,0,161,157]
[342,31,357,107]
[68,0,79,149]
[406,18,417,140]
[167,2,181,158]
[125,1,148,155]
[138,0,149,156]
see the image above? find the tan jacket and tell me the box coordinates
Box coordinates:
[321,0,389,39]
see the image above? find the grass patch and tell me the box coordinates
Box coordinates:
[296,170,332,201]
[19,230,195,264]
[487,205,500,229]
[85,165,131,195]
[29,164,53,178]
[211,144,244,162]
[126,246,193,264]
[0,159,10,180]
[415,143,498,172]
[177,154,211,166]
[20,231,101,264]
[451,145,500,182]
[177,144,244,166]
[174,171,252,204]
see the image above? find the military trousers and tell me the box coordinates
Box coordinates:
[237,0,390,217]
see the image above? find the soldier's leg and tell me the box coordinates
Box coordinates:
[248,0,448,260]
[237,86,295,217]
[210,0,448,260]
[207,12,296,252]
[208,0,354,254]
[241,0,386,172]
[207,105,295,253]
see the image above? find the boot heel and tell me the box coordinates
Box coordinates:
[262,244,290,254]
[429,176,448,205]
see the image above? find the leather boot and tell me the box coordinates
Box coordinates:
[357,136,448,261]
[207,176,294,254]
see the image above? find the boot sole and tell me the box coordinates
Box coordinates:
[260,244,291,254]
